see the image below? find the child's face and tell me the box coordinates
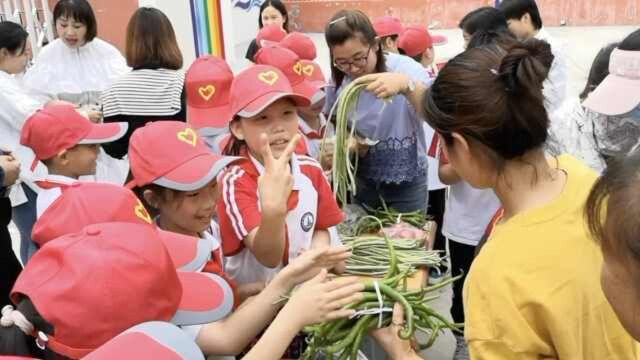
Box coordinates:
[62,144,99,178]
[232,98,299,161]
[506,15,534,40]
[56,16,88,48]
[0,39,32,75]
[157,180,219,236]
[298,96,325,120]
[600,248,640,340]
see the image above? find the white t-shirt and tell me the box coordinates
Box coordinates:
[423,123,446,191]
[535,28,568,114]
[442,181,501,246]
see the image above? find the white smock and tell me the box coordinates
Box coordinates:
[22,38,129,106]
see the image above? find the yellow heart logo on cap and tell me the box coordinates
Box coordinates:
[258,70,279,86]
[302,64,315,76]
[177,127,198,147]
[134,201,152,224]
[198,85,216,101]
[293,62,303,75]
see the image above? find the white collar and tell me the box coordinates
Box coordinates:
[298,113,327,136]
[41,174,77,185]
[249,152,302,190]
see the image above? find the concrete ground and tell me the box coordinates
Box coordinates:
[9,25,638,360]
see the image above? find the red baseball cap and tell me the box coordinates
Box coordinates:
[300,60,327,88]
[186,55,234,136]
[11,222,234,359]
[230,65,311,118]
[398,25,447,57]
[256,24,287,47]
[20,104,127,170]
[85,322,204,360]
[255,45,324,105]
[280,32,317,61]
[373,16,403,38]
[32,181,212,272]
[127,121,240,191]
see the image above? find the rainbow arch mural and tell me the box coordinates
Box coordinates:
[190,0,226,58]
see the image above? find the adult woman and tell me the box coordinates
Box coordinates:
[546,42,618,172]
[245,0,289,62]
[585,147,640,343]
[324,10,431,213]
[0,21,47,264]
[582,29,640,164]
[356,38,636,358]
[23,0,128,107]
[100,7,185,159]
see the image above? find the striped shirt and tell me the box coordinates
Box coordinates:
[101,68,185,118]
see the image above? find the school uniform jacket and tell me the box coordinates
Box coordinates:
[217,153,344,284]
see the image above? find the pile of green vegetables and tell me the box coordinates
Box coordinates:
[301,224,461,360]
[342,235,441,277]
[325,82,368,206]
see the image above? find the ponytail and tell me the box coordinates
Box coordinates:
[423,38,554,162]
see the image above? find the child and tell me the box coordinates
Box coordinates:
[373,16,403,53]
[0,222,234,358]
[219,65,345,285]
[126,121,240,284]
[254,45,328,160]
[185,55,234,151]
[436,142,500,357]
[397,24,447,78]
[498,0,568,112]
[26,178,359,357]
[18,104,127,256]
[585,147,640,342]
[280,31,317,61]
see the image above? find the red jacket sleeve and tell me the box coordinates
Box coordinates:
[217,166,262,256]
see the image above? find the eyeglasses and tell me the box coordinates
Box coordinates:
[333,45,373,72]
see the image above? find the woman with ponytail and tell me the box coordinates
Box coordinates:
[354,39,636,359]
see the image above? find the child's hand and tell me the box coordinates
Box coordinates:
[0,153,20,187]
[279,246,351,287]
[257,133,300,215]
[237,282,267,304]
[371,303,423,360]
[282,269,364,328]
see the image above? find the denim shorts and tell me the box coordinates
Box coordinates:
[354,174,428,214]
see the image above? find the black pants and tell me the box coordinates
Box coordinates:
[427,189,446,253]
[450,239,476,325]
[1,196,22,306]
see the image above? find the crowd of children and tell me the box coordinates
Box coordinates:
[1,0,640,358]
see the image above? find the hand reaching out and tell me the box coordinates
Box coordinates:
[352,72,411,99]
[371,303,423,360]
[279,246,351,287]
[257,133,300,215]
[283,269,364,328]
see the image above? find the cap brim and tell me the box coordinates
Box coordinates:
[238,92,311,118]
[188,103,233,136]
[583,75,640,116]
[85,321,204,360]
[432,35,448,46]
[171,272,234,325]
[154,155,241,192]
[80,122,128,144]
[158,230,213,272]
[292,80,325,106]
